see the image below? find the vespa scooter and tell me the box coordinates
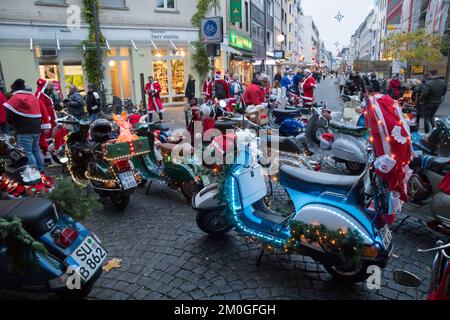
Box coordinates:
[192,138,393,283]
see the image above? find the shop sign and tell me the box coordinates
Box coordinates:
[150,30,181,41]
[411,65,424,74]
[201,17,224,44]
[229,32,253,51]
[230,0,242,23]
[274,50,285,59]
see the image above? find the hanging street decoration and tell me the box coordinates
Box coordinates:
[335,11,344,22]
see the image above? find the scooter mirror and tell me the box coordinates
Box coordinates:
[393,270,422,288]
[219,100,227,109]
[59,157,69,164]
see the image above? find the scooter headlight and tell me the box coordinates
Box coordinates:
[362,245,379,259]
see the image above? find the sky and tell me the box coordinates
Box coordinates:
[301,0,376,54]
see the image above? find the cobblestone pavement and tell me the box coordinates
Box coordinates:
[1,79,446,300]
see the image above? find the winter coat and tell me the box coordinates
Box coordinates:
[67,91,85,116]
[420,77,447,105]
[5,91,43,135]
[185,79,196,99]
[388,79,402,100]
[86,91,101,115]
[243,81,265,106]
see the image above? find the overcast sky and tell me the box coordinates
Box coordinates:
[301,0,376,54]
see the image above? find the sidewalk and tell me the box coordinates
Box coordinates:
[438,90,450,116]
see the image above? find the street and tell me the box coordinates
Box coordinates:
[0,78,444,300]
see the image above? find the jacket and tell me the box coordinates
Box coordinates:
[243,81,265,106]
[67,91,85,116]
[388,79,402,99]
[86,91,101,114]
[421,77,447,105]
[5,91,42,135]
[185,79,196,99]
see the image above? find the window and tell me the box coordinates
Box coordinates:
[156,0,175,9]
[245,1,249,31]
[35,0,66,5]
[101,0,126,8]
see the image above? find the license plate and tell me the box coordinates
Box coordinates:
[69,236,107,282]
[119,171,138,190]
[202,175,211,186]
[380,225,392,249]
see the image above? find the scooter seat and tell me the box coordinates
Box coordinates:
[154,123,170,131]
[215,121,236,132]
[263,135,304,154]
[272,109,300,118]
[279,165,360,195]
[0,198,57,237]
[427,157,450,174]
[330,121,367,134]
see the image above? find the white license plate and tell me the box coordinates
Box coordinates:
[202,175,211,186]
[69,236,107,282]
[119,171,138,190]
[380,225,392,249]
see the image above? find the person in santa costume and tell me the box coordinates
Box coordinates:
[35,79,55,162]
[202,76,213,103]
[300,69,317,108]
[145,75,164,122]
[3,79,47,172]
[213,71,230,100]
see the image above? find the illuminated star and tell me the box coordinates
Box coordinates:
[335,12,344,22]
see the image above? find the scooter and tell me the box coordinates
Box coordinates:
[0,135,54,199]
[65,119,142,210]
[48,113,79,165]
[397,155,450,235]
[192,138,393,283]
[132,123,205,200]
[0,197,107,299]
[393,239,450,300]
[411,116,450,157]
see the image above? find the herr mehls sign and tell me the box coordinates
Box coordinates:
[201,17,223,44]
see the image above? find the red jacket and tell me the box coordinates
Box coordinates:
[300,75,317,106]
[202,80,213,102]
[243,82,265,106]
[0,91,7,124]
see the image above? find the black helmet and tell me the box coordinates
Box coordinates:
[89,119,112,143]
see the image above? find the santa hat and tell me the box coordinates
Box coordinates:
[215,71,222,80]
[35,78,53,107]
[304,69,312,75]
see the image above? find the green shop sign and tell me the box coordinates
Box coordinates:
[230,0,242,23]
[229,32,253,51]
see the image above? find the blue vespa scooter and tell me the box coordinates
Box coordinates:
[192,138,393,283]
[0,197,107,298]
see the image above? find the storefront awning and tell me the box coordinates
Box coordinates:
[221,44,243,56]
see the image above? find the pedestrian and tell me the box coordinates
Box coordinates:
[185,74,196,102]
[369,74,379,93]
[300,69,317,108]
[35,79,54,164]
[86,84,101,122]
[413,78,426,128]
[0,90,8,133]
[388,74,402,100]
[338,73,347,95]
[281,68,294,97]
[274,71,282,82]
[243,73,268,106]
[202,76,213,103]
[44,81,62,111]
[292,70,304,96]
[419,70,447,133]
[65,85,85,120]
[213,71,230,100]
[3,79,45,172]
[230,74,243,99]
[145,75,164,122]
[271,80,283,103]
[353,72,362,97]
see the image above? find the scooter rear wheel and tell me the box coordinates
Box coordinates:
[110,192,130,211]
[345,161,366,175]
[196,210,233,236]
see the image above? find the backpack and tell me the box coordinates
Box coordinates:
[215,82,227,99]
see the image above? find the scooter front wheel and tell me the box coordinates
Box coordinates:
[324,262,370,283]
[196,210,233,236]
[110,192,130,211]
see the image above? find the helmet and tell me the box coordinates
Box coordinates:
[89,119,112,143]
[407,174,432,202]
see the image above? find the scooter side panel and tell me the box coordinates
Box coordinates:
[331,134,368,164]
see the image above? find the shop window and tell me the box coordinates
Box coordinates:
[107,48,117,56]
[120,47,129,56]
[171,60,185,96]
[35,0,67,5]
[152,49,167,57]
[120,60,132,98]
[63,64,85,95]
[156,0,175,10]
[152,60,169,96]
[109,60,121,98]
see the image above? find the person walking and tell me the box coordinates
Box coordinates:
[388,74,402,100]
[300,69,317,108]
[338,73,347,95]
[274,71,282,82]
[281,68,294,97]
[145,75,164,122]
[44,81,62,111]
[3,79,45,172]
[65,85,85,120]
[202,76,213,103]
[185,74,196,103]
[271,80,283,103]
[243,73,268,106]
[230,74,243,99]
[86,84,101,122]
[292,70,304,96]
[420,70,447,133]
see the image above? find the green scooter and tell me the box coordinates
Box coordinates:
[132,123,206,200]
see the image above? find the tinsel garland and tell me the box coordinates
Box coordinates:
[286,221,365,266]
[0,217,48,274]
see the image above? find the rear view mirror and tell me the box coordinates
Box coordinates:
[59,157,69,165]
[393,270,422,288]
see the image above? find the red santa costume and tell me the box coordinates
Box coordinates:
[145,80,164,114]
[202,78,213,103]
[300,70,317,107]
[213,71,230,100]
[366,93,413,226]
[35,79,55,158]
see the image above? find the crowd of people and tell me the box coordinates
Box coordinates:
[338,70,447,133]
